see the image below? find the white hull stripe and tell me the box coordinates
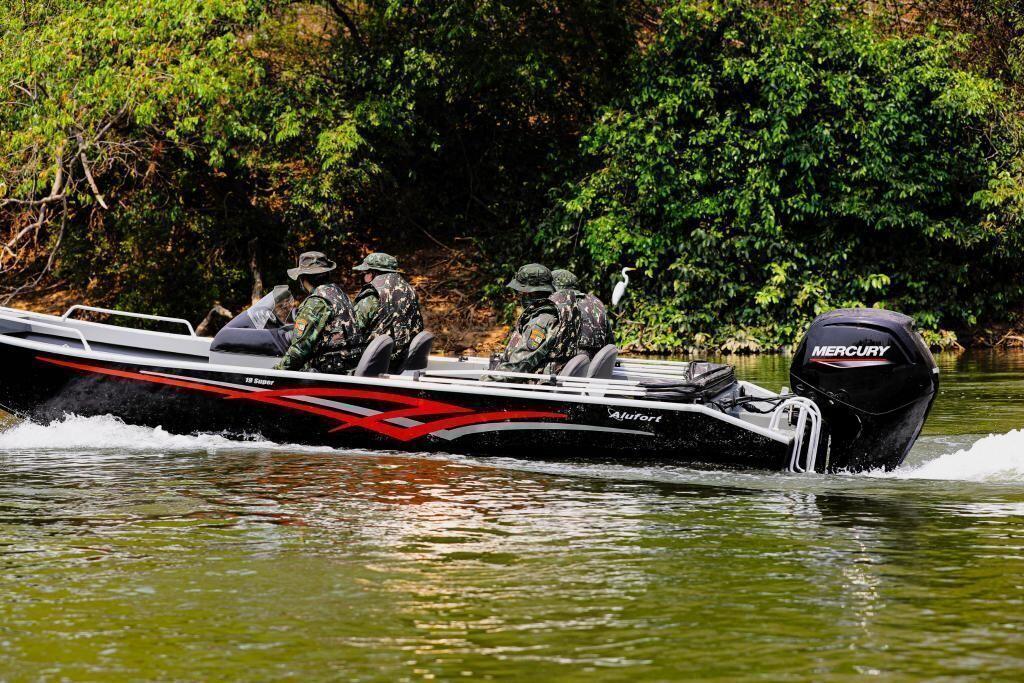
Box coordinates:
[436,422,651,440]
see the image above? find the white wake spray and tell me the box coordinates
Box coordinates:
[0,414,329,453]
[877,429,1024,482]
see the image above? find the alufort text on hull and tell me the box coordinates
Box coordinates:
[0,303,938,472]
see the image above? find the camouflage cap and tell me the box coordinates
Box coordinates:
[551,269,579,291]
[507,263,554,294]
[287,251,337,280]
[353,252,401,273]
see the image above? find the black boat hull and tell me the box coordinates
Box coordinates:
[3,345,792,469]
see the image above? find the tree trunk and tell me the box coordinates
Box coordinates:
[195,303,233,337]
[249,238,263,305]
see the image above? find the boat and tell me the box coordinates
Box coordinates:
[0,301,939,472]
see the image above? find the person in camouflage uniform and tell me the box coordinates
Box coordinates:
[545,283,583,373]
[552,268,615,358]
[275,251,367,373]
[352,252,425,370]
[487,263,581,381]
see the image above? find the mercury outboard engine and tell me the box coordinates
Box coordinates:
[790,308,939,472]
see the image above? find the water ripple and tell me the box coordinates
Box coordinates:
[1,414,1023,679]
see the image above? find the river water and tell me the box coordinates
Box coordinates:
[2,352,1023,680]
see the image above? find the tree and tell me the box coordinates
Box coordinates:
[545,0,1021,351]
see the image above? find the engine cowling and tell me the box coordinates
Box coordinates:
[790,308,939,471]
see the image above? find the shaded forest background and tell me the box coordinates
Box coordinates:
[1,0,1021,352]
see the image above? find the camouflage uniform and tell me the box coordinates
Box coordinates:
[577,292,614,357]
[489,264,578,380]
[552,268,615,358]
[492,297,562,377]
[277,283,366,372]
[352,253,424,366]
[275,251,365,373]
[545,289,583,371]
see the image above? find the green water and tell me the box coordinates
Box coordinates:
[2,352,1024,681]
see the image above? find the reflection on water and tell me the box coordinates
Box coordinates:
[1,352,1023,680]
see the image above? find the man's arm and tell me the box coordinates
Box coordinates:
[494,313,560,376]
[354,292,379,332]
[275,297,331,370]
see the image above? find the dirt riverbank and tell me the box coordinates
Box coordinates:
[6,244,513,356]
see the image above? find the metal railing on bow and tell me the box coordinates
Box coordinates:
[62,305,196,336]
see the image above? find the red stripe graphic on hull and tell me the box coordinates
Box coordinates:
[37,356,566,441]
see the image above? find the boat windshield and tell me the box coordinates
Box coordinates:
[246,285,294,329]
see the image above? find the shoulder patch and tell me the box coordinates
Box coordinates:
[527,326,546,351]
[294,316,309,336]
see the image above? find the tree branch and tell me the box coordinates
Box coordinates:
[324,0,365,49]
[0,194,66,208]
[94,104,129,142]
[4,216,41,253]
[0,215,64,305]
[1,144,67,209]
[75,134,109,210]
[10,80,35,101]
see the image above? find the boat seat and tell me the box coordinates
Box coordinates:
[210,327,292,356]
[354,335,394,377]
[400,331,435,372]
[559,353,590,378]
[586,344,618,379]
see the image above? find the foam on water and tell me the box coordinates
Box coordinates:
[877,429,1024,483]
[0,414,330,454]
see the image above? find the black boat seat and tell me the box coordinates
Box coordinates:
[354,335,394,377]
[210,327,292,356]
[559,353,590,378]
[400,331,434,372]
[586,344,618,379]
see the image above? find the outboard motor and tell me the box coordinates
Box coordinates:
[790,308,939,472]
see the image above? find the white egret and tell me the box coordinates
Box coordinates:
[611,267,636,307]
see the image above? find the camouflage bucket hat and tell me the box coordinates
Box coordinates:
[353,252,401,273]
[287,251,337,280]
[507,263,554,294]
[551,269,579,291]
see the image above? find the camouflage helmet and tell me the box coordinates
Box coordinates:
[353,252,401,273]
[551,269,579,291]
[287,251,337,280]
[507,263,554,294]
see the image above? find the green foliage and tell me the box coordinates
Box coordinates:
[1,0,1022,347]
[253,0,647,273]
[544,0,1024,352]
[0,0,271,316]
[920,328,962,352]
[1,0,647,319]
